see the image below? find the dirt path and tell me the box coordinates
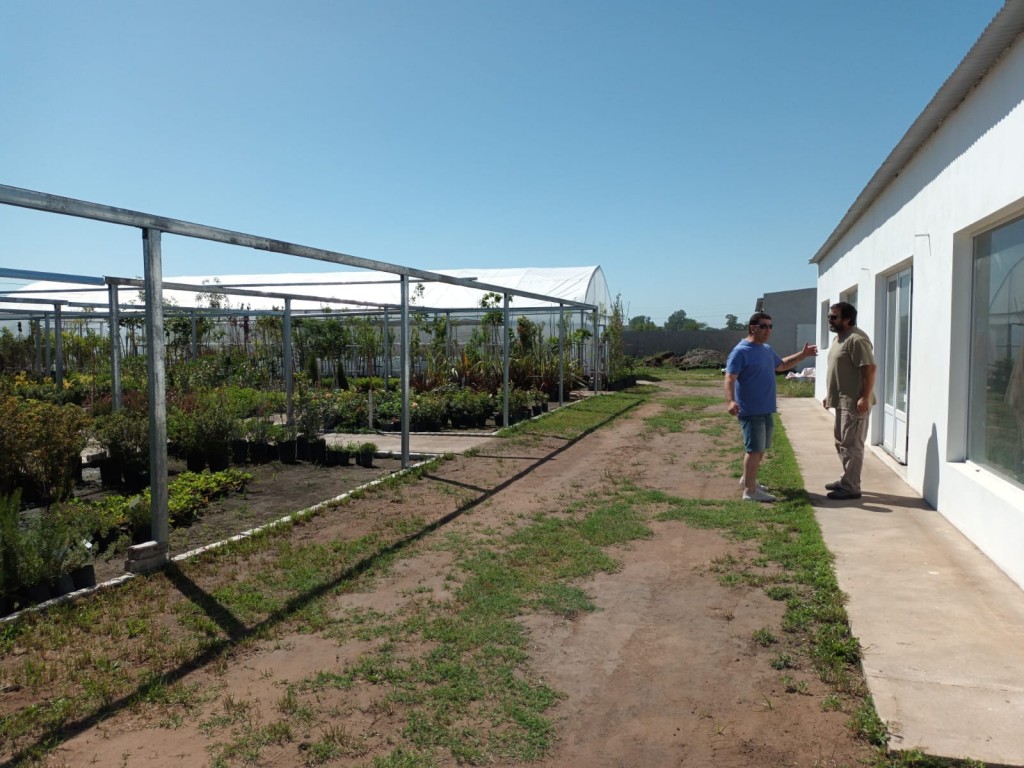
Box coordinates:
[38,379,872,767]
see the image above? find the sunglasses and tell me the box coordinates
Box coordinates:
[827,314,840,320]
[756,323,773,329]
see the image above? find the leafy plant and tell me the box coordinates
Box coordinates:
[14,398,90,503]
[0,490,22,600]
[94,407,149,478]
[169,390,241,459]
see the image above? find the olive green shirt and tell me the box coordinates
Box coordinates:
[826,326,876,409]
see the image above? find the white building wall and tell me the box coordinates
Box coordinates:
[815,37,1024,589]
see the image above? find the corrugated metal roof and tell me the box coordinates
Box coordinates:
[811,1,1024,265]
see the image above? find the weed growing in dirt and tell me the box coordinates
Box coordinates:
[0,374,982,768]
[0,390,643,766]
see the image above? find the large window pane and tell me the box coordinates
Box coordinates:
[970,214,1024,484]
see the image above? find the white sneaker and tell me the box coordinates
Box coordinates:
[743,487,776,503]
[739,478,769,493]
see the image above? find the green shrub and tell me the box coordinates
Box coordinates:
[93,407,149,477]
[0,490,21,599]
[13,399,89,503]
[169,390,241,459]
[329,389,370,432]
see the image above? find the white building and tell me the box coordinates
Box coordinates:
[813,3,1024,589]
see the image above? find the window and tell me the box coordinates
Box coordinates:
[842,287,858,311]
[969,214,1024,485]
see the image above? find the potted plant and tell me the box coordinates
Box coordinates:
[0,490,20,615]
[245,407,275,464]
[231,436,249,466]
[169,407,207,472]
[328,442,352,467]
[509,389,531,424]
[170,393,239,473]
[14,509,73,604]
[276,423,298,465]
[295,389,328,457]
[356,441,377,468]
[56,536,94,591]
[17,527,50,605]
[94,408,149,491]
[529,388,545,416]
[18,399,90,503]
[310,436,328,466]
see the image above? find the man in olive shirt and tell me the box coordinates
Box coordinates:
[823,302,877,500]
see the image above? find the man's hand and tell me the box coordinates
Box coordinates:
[803,343,818,358]
[822,398,829,410]
[727,399,739,416]
[856,396,870,414]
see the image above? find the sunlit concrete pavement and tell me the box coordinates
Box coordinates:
[325,430,497,462]
[778,398,1024,766]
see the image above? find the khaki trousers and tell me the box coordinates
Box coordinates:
[833,407,869,493]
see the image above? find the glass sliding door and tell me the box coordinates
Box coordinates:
[882,268,912,463]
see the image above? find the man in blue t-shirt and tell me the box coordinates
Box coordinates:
[724,312,817,502]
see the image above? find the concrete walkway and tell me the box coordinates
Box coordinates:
[778,398,1024,766]
[325,430,498,460]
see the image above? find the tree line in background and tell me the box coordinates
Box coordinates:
[627,310,745,332]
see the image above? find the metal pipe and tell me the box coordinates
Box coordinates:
[143,228,169,555]
[53,304,64,392]
[502,293,511,427]
[400,276,410,468]
[44,316,51,376]
[283,298,294,425]
[383,306,390,389]
[109,284,122,411]
[559,305,565,407]
[0,185,597,310]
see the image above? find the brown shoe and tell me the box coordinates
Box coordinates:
[825,480,844,491]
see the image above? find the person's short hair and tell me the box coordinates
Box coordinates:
[748,311,772,329]
[830,302,857,326]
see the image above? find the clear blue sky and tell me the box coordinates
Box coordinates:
[0,1,1005,326]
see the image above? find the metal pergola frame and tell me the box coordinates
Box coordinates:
[0,184,603,572]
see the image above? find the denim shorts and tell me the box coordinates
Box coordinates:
[739,414,774,453]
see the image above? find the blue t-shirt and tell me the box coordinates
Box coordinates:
[725,340,782,416]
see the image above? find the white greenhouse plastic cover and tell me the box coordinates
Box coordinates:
[5,266,611,315]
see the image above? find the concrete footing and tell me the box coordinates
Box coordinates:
[126,541,169,573]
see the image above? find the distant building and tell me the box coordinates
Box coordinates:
[755,288,816,352]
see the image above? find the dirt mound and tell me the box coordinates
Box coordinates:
[643,347,727,369]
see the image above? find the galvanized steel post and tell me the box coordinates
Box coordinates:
[53,303,64,392]
[142,228,169,554]
[400,276,410,468]
[380,307,387,391]
[283,299,294,425]
[559,305,565,407]
[43,316,51,379]
[108,284,122,411]
[502,293,510,426]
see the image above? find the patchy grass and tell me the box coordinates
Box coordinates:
[0,372,981,768]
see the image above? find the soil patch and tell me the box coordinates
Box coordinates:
[19,379,874,768]
[89,456,405,585]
